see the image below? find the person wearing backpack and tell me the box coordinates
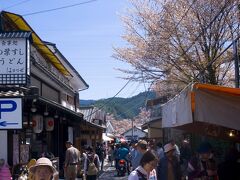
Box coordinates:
[84,146,100,180]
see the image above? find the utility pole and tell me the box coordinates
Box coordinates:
[234,39,240,88]
[131,119,134,140]
[235,4,240,88]
[0,12,3,32]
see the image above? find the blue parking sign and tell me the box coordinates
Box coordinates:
[0,98,22,129]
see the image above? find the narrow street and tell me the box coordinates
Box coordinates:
[59,160,128,180]
[98,164,128,180]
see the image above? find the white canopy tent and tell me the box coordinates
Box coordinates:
[162,83,240,141]
[102,133,114,142]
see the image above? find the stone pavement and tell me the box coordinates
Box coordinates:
[98,165,128,180]
[60,159,128,180]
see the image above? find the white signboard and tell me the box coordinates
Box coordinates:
[0,98,22,129]
[0,37,29,85]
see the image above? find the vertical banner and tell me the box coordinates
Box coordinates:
[20,144,29,164]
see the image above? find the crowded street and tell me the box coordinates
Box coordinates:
[1,1,240,180]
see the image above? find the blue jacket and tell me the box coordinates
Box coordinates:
[132,151,143,170]
[117,147,129,160]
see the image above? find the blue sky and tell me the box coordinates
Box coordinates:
[0,0,147,100]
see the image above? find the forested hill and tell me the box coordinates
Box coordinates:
[80,91,156,119]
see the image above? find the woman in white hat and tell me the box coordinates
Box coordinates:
[29,157,58,180]
[157,142,182,180]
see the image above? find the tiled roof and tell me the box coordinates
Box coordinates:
[0,90,24,97]
[0,31,32,39]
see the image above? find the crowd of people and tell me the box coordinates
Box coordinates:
[21,139,240,180]
[106,138,240,180]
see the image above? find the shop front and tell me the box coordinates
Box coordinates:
[0,90,86,176]
[162,83,240,142]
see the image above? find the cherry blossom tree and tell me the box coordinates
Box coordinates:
[114,0,239,96]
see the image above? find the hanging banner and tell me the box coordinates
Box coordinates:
[45,117,54,131]
[32,114,43,133]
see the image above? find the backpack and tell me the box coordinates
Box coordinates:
[87,154,98,175]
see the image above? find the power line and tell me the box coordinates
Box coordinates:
[122,80,155,120]
[3,0,31,10]
[22,0,98,17]
[83,75,135,120]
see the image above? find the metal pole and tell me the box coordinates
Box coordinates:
[131,119,133,140]
[0,13,3,32]
[234,40,240,88]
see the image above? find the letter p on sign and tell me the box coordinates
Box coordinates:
[0,98,22,129]
[0,100,17,119]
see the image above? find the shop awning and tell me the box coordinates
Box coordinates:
[1,11,71,76]
[162,83,240,141]
[37,97,105,130]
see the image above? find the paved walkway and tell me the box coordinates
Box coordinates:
[98,165,128,180]
[60,159,129,180]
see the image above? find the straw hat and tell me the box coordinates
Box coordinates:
[164,143,175,153]
[136,140,148,147]
[29,157,57,174]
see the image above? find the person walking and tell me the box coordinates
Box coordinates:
[156,142,164,160]
[149,139,159,161]
[95,143,105,171]
[113,143,120,169]
[218,146,240,180]
[132,140,148,170]
[108,145,114,166]
[29,157,58,180]
[157,142,182,180]
[64,140,81,180]
[84,146,100,180]
[129,142,138,171]
[187,142,218,180]
[128,150,158,180]
[170,140,181,162]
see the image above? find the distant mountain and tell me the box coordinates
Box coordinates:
[80,91,156,119]
[80,99,96,106]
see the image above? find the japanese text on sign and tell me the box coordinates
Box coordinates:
[0,38,26,74]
